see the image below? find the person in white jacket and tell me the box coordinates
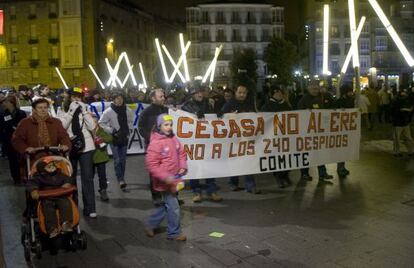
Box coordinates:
[58,87,97,218]
[356,91,371,129]
[99,92,133,190]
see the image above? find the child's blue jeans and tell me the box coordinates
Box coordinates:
[146,192,181,239]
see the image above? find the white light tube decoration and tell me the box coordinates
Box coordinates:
[167,41,191,83]
[55,67,69,89]
[155,38,169,82]
[121,65,134,88]
[123,53,138,86]
[162,44,187,83]
[341,16,366,74]
[105,52,126,87]
[139,62,148,89]
[179,33,191,82]
[348,0,360,68]
[368,0,414,66]
[89,64,106,89]
[322,4,331,75]
[202,45,223,83]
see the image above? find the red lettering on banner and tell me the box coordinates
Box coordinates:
[330,112,340,132]
[212,143,222,159]
[255,117,265,135]
[307,112,317,133]
[195,121,210,139]
[212,120,227,138]
[241,119,255,137]
[349,112,358,130]
[228,120,242,138]
[177,117,194,138]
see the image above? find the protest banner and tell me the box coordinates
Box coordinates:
[169,109,361,179]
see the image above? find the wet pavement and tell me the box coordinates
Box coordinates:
[1,124,414,267]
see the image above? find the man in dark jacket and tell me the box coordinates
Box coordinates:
[297,83,334,182]
[391,88,414,156]
[261,84,292,188]
[222,85,260,194]
[138,88,168,147]
[138,88,169,204]
[335,84,354,177]
[182,86,223,202]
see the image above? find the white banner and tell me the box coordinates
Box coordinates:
[169,109,361,179]
[89,101,149,154]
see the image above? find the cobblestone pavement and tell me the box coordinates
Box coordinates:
[1,125,414,267]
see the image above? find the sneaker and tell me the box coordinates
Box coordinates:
[49,228,60,238]
[319,174,334,180]
[192,193,202,203]
[230,186,244,191]
[61,221,72,233]
[168,233,187,241]
[88,212,97,218]
[99,189,109,201]
[337,169,350,177]
[208,192,223,202]
[144,227,154,238]
[300,174,313,181]
[119,181,127,190]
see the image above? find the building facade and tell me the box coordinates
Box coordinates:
[307,0,414,87]
[186,3,285,90]
[0,0,164,90]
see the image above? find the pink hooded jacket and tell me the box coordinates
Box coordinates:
[145,132,187,192]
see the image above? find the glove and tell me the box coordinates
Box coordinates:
[196,111,205,119]
[68,101,81,115]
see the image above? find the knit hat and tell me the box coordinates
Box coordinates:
[157,114,173,127]
[36,156,56,173]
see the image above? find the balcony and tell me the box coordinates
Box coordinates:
[216,18,226,24]
[28,14,37,20]
[246,35,257,42]
[200,36,211,42]
[48,13,58,19]
[232,18,242,24]
[246,18,257,24]
[261,18,271,24]
[216,36,226,42]
[49,58,60,67]
[28,38,39,44]
[49,38,59,44]
[261,36,271,42]
[29,59,40,68]
[232,37,242,42]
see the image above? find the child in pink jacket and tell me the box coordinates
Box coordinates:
[145,114,187,241]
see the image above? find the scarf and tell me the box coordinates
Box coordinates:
[111,103,129,138]
[32,111,51,147]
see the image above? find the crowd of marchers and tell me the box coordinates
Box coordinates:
[0,80,413,241]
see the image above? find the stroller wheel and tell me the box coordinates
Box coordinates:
[35,241,42,259]
[79,231,87,250]
[24,242,31,262]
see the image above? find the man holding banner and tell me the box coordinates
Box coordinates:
[297,82,334,181]
[222,85,260,194]
[261,84,293,188]
[182,86,223,202]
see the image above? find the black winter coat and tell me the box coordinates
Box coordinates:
[391,97,413,127]
[222,98,256,113]
[181,98,214,118]
[138,104,168,146]
[0,108,27,146]
[260,98,291,112]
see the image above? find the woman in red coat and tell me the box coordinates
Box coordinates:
[12,98,71,169]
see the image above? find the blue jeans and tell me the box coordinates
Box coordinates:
[190,179,217,195]
[110,144,128,182]
[146,192,181,238]
[70,151,95,215]
[229,175,256,191]
[301,165,328,177]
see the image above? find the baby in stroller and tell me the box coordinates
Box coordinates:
[27,156,77,238]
